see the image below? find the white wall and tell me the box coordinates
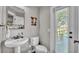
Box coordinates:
[25,7,40,37]
[21,7,40,52]
[39,7,50,51]
[0,7,4,43]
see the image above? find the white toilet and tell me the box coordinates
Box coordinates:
[28,37,48,53]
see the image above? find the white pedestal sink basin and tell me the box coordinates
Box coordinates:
[5,38,29,53]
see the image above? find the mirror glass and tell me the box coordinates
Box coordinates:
[6,6,25,29]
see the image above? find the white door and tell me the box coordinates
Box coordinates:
[50,6,76,53]
[76,7,79,53]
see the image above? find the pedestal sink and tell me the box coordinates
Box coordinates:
[5,38,29,53]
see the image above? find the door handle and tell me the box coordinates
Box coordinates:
[74,40,79,43]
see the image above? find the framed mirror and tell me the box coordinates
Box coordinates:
[6,6,25,29]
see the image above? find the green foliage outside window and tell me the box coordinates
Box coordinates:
[56,8,68,38]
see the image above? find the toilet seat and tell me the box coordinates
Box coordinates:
[35,45,48,53]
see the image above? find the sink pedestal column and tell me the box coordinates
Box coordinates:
[15,46,21,53]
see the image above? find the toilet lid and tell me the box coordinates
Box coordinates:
[30,37,39,46]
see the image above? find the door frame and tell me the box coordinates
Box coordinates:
[50,6,77,53]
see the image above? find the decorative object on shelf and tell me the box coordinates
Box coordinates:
[7,24,24,29]
[31,16,37,26]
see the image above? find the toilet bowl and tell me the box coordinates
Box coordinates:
[29,37,48,53]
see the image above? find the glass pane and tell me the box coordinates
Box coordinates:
[55,8,69,53]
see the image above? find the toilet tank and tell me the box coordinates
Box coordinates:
[30,37,39,46]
